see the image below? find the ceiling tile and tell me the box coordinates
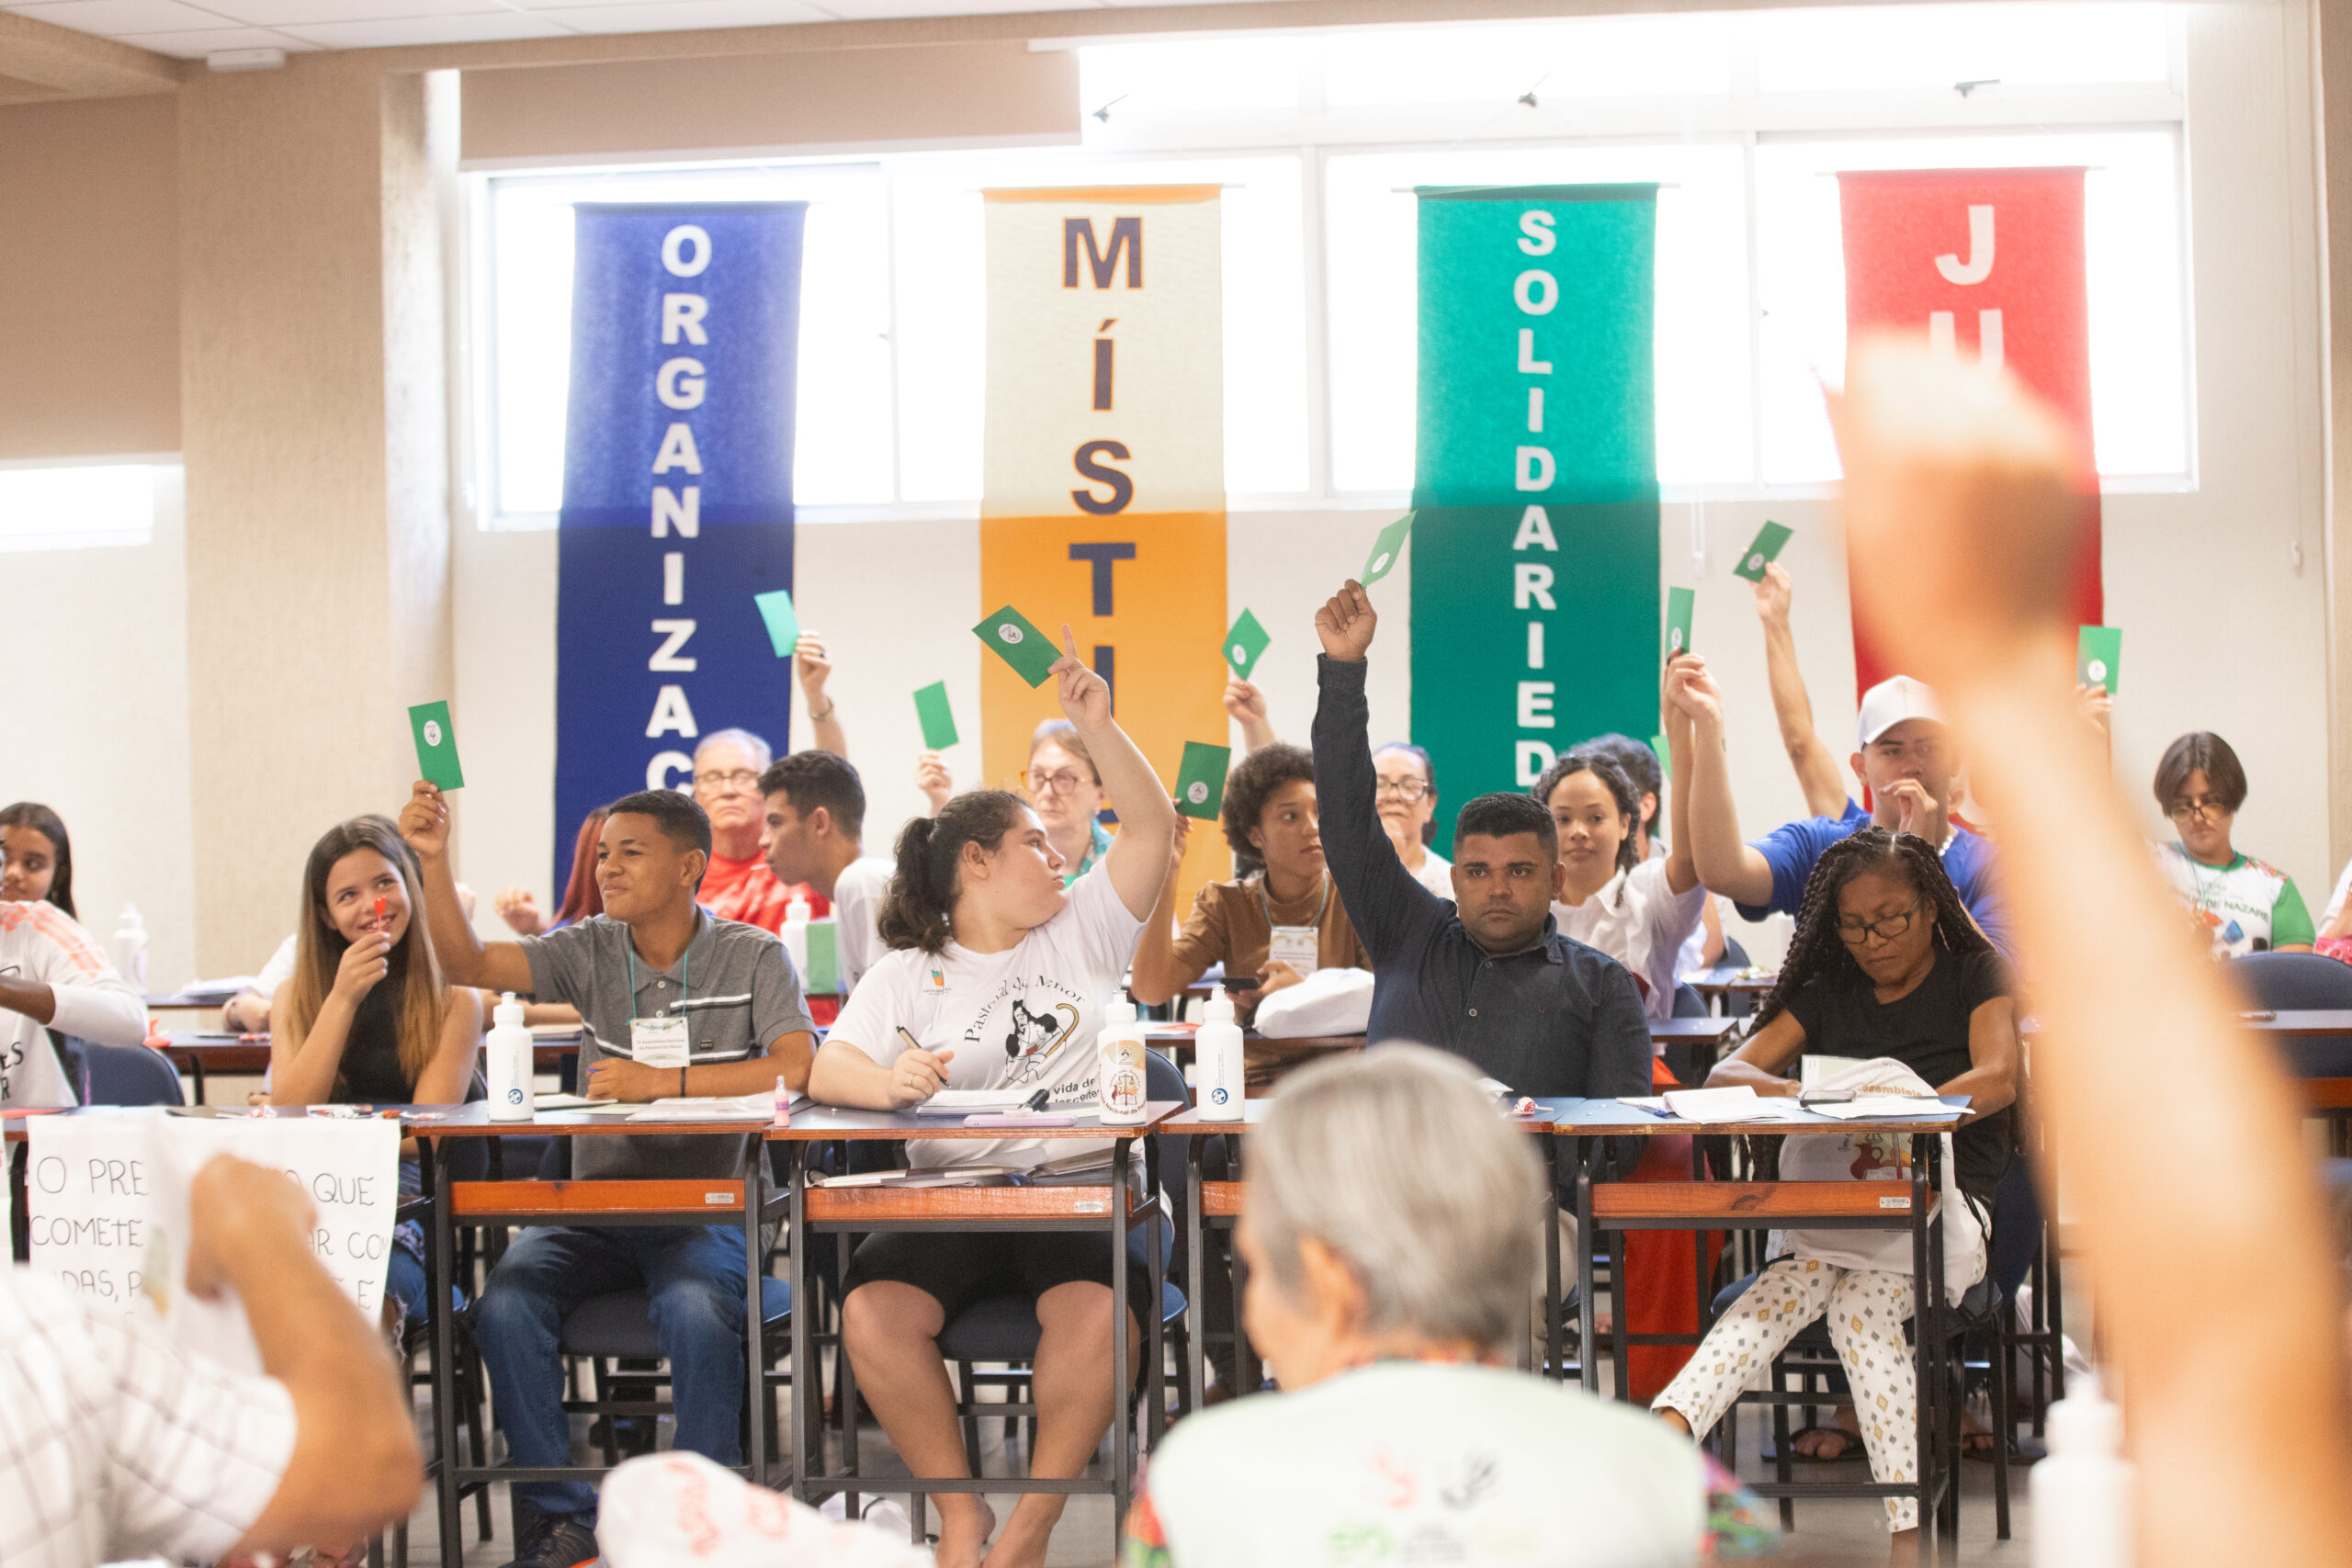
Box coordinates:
[7,0,244,37]
[525,0,830,31]
[206,0,506,25]
[803,0,1094,18]
[112,20,317,50]
[274,7,570,44]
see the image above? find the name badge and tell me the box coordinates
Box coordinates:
[1268,924,1319,979]
[631,1014,690,1068]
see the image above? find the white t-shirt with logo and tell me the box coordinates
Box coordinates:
[1,901,146,1108]
[830,867,1146,1170]
[1552,857,1707,1025]
[830,856,894,996]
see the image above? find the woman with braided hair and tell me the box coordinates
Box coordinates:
[1648,826,2019,1551]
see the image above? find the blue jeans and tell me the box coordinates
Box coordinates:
[474,1224,750,1521]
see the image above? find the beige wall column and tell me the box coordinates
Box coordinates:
[2322,0,2352,888]
[178,58,455,974]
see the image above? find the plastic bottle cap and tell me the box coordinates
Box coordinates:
[1104,998,1138,1027]
[493,991,526,1027]
[786,896,811,921]
[2046,1395,2123,1456]
[1204,988,1235,1023]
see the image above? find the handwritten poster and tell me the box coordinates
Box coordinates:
[27,1115,401,1334]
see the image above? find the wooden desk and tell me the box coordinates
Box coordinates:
[764,1102,1181,1538]
[1551,1097,1964,1547]
[157,1032,582,1104]
[411,1102,780,1568]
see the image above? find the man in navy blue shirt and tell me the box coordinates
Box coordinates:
[1669,658,2010,955]
[1310,580,1652,1102]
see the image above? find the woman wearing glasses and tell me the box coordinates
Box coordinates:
[1370,743,1453,899]
[2149,732,2313,956]
[1652,827,2018,1547]
[1026,720,1114,886]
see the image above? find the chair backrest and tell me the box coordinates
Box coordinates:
[2229,951,2352,1010]
[1721,934,1751,970]
[1670,983,1707,1019]
[78,1041,187,1107]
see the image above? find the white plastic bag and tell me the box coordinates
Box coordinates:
[599,1452,932,1568]
[1773,1055,1985,1301]
[1252,965,1374,1038]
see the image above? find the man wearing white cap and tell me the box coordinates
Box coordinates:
[1665,663,2009,954]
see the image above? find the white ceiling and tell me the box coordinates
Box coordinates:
[3,0,1229,59]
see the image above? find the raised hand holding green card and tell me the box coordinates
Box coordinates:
[973,605,1063,688]
[753,589,800,657]
[913,681,959,750]
[1224,609,1270,678]
[1362,513,1415,585]
[1172,741,1232,821]
[409,701,464,790]
[1731,521,1792,583]
[2077,626,2120,694]
[1665,586,1696,660]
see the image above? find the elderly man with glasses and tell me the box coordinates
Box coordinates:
[1123,1045,1777,1565]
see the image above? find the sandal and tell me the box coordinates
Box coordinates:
[1787,1423,1866,1461]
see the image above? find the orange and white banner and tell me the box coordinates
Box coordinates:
[980,186,1230,895]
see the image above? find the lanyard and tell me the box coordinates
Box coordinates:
[626,933,691,1017]
[1258,872,1330,931]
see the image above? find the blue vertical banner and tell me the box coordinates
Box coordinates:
[554,203,806,883]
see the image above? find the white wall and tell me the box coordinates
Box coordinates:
[11,1,2339,975]
[0,470,198,987]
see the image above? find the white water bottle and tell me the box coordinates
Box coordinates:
[112,903,149,993]
[781,893,812,988]
[1195,987,1245,1113]
[2031,1391,2133,1568]
[1096,996,1148,1125]
[485,992,535,1122]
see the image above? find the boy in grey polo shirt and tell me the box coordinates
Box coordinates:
[401,784,816,1567]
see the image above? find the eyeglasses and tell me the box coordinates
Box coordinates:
[1374,777,1430,801]
[1026,769,1092,797]
[694,769,762,794]
[1838,902,1922,945]
[2166,797,2232,823]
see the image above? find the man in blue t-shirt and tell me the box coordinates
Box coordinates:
[1668,661,2010,956]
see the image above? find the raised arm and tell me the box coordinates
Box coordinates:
[797,631,848,760]
[1660,652,1701,897]
[6,912,145,1046]
[1126,816,1208,1006]
[1223,678,1278,753]
[396,783,534,994]
[1835,338,2352,1568]
[1049,626,1177,920]
[1665,661,1777,908]
[1311,580,1440,961]
[1753,563,1851,819]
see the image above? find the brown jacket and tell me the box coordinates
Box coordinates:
[1164,874,1371,998]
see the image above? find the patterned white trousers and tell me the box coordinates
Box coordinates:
[1650,1258,1921,1531]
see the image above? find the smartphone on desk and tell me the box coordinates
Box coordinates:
[2238,1009,2278,1021]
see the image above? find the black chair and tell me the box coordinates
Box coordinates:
[559,1275,796,1466]
[937,1051,1189,1483]
[75,1039,187,1106]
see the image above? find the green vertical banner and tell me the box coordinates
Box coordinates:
[1410,186,1658,835]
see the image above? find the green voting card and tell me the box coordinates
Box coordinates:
[805,919,841,995]
[1362,513,1415,584]
[913,681,959,750]
[1665,586,1695,660]
[1172,741,1232,821]
[974,604,1062,688]
[409,701,464,790]
[1732,521,1793,583]
[2078,626,2121,694]
[753,590,799,658]
[1224,610,1270,679]
[1651,733,1671,783]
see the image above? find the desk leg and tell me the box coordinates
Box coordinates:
[1576,1139,1598,1394]
[742,1144,765,1488]
[427,1138,462,1568]
[1183,1138,1204,1418]
[787,1147,810,1503]
[1908,1134,1937,1564]
[1147,1172,1167,1450]
[1112,1137,1134,1529]
[1543,1132,1562,1382]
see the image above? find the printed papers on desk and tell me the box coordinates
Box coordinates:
[1618,1086,1964,1123]
[1802,1096,1962,1121]
[629,1089,797,1122]
[915,1088,1040,1115]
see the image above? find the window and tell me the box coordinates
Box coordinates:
[0,463,163,552]
[469,2,2191,526]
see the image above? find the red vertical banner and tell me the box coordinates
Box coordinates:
[1838,168,2102,695]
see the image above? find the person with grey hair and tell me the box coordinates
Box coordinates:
[1122,1045,1778,1566]
[690,627,849,933]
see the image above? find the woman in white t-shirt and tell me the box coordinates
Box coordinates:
[808,632,1176,1568]
[1536,702,1705,1023]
